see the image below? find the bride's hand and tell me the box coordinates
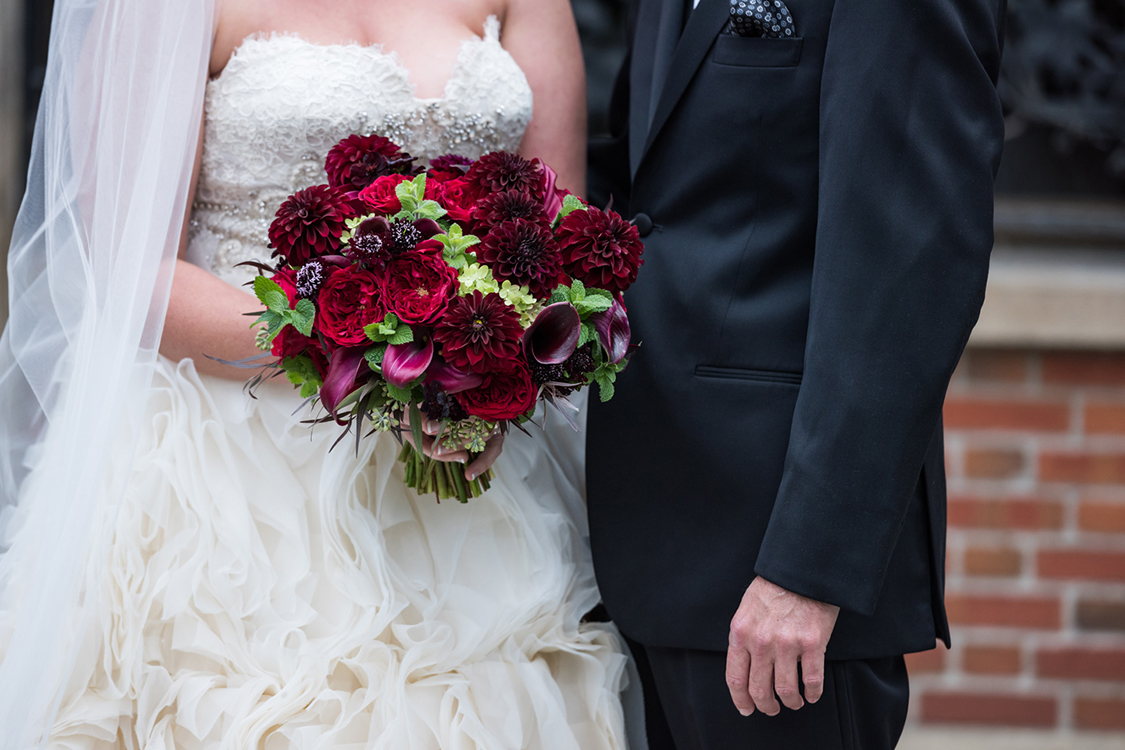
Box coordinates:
[402,416,506,481]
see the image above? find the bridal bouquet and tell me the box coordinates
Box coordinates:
[249,135,643,502]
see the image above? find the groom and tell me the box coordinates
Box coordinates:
[586,0,1006,747]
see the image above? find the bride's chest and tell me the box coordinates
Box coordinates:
[198,31,533,191]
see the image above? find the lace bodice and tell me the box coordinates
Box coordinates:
[186,16,533,285]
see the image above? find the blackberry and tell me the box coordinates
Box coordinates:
[565,344,597,379]
[530,358,568,386]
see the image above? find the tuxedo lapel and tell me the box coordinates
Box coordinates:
[629,0,671,177]
[640,0,730,161]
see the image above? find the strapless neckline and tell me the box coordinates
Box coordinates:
[213,18,501,105]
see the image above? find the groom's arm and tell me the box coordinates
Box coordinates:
[726,0,1007,717]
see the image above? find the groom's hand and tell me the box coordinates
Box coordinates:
[726,576,840,716]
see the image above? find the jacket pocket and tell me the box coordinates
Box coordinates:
[711,35,803,68]
[695,364,802,385]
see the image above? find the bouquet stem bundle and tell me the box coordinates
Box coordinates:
[399,442,492,503]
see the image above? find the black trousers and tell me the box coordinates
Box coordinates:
[626,637,910,750]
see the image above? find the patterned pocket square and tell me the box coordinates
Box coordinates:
[726,0,796,38]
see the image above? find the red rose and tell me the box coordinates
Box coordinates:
[425,176,475,224]
[383,244,460,325]
[314,266,386,347]
[271,268,299,305]
[459,360,538,421]
[359,174,410,214]
[272,326,315,359]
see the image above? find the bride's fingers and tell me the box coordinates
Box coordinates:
[465,432,505,481]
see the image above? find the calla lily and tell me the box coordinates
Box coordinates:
[540,164,566,219]
[591,298,631,364]
[321,346,368,418]
[525,302,581,365]
[412,218,443,240]
[383,336,434,389]
[425,358,484,395]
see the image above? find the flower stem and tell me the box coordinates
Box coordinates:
[399,442,493,502]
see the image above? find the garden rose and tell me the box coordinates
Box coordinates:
[383,245,459,325]
[459,360,538,421]
[315,267,385,347]
[359,174,410,214]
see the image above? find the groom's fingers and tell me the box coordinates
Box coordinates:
[801,649,827,704]
[724,642,754,716]
[747,650,780,716]
[773,646,804,711]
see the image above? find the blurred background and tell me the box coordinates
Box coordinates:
[1,0,1124,746]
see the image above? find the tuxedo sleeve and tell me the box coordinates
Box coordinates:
[753,0,1006,616]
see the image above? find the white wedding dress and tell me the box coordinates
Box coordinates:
[42,18,633,749]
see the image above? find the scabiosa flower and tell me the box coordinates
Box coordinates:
[564,343,597,380]
[325,134,419,191]
[555,206,645,295]
[295,260,325,299]
[268,185,353,266]
[390,221,424,255]
[466,152,543,199]
[434,291,525,374]
[476,219,563,297]
[529,359,568,386]
[348,232,385,263]
[474,190,549,229]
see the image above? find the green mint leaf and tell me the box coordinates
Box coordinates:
[575,296,613,317]
[263,289,290,312]
[292,299,316,337]
[597,377,616,402]
[415,200,447,220]
[365,343,387,370]
[570,279,586,302]
[364,322,386,342]
[586,288,614,302]
[253,276,286,307]
[388,326,415,346]
[386,381,415,404]
[299,381,319,399]
[577,323,593,348]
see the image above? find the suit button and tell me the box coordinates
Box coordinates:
[632,213,654,237]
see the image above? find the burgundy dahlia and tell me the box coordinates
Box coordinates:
[325,134,419,191]
[465,152,543,200]
[268,185,353,266]
[433,291,525,374]
[556,206,644,295]
[474,190,549,229]
[476,219,563,297]
[430,154,474,174]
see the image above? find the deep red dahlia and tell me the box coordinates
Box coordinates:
[465,152,543,200]
[459,359,538,421]
[434,291,525,374]
[268,185,353,266]
[476,219,563,297]
[556,206,645,295]
[431,154,474,174]
[325,134,418,191]
[474,190,549,229]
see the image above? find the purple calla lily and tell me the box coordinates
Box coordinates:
[591,298,631,364]
[540,164,565,219]
[425,358,484,394]
[383,336,434,389]
[525,302,581,365]
[321,346,368,418]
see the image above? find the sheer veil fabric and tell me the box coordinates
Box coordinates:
[0,0,217,746]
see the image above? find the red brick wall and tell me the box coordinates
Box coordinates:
[907,349,1125,731]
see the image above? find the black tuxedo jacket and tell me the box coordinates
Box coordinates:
[586,0,1006,660]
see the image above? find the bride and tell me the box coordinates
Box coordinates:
[0,0,639,747]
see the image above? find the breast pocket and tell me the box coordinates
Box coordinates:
[711,35,803,68]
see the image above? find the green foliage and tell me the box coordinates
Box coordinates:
[437,224,481,269]
[364,313,414,345]
[252,276,316,345]
[552,194,588,226]
[385,380,418,404]
[281,355,323,400]
[395,173,447,221]
[365,343,388,371]
[549,280,614,320]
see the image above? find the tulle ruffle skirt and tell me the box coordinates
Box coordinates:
[40,357,630,749]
